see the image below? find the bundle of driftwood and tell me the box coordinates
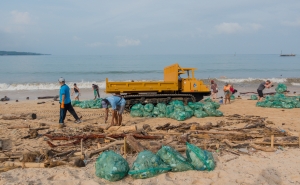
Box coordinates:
[1,114,299,172]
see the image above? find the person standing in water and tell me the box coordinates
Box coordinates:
[92,84,100,99]
[71,83,80,101]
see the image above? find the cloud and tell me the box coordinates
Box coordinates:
[116,37,141,47]
[11,11,31,24]
[215,22,262,34]
[215,23,242,34]
[282,19,300,27]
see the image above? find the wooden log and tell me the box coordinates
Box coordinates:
[88,140,124,158]
[8,125,30,129]
[37,95,58,99]
[4,162,45,168]
[271,135,274,149]
[1,113,37,120]
[107,125,137,133]
[0,140,2,151]
[126,135,146,153]
[254,142,299,146]
[250,144,276,152]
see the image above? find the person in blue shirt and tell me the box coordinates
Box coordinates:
[101,93,126,127]
[58,77,81,127]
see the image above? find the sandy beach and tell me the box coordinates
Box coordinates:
[1,95,300,185]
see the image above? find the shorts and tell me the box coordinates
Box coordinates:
[257,89,263,98]
[224,91,231,97]
[116,105,125,114]
[101,100,108,108]
[74,92,79,98]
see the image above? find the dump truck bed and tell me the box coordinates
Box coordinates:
[105,78,178,93]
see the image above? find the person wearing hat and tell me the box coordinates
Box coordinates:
[102,93,126,127]
[257,80,273,101]
[223,83,231,104]
[58,77,82,127]
[71,83,80,101]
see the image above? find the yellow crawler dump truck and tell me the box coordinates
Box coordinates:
[105,63,211,109]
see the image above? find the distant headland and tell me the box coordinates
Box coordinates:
[0,51,50,56]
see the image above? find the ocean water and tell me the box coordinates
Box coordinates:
[0,54,300,91]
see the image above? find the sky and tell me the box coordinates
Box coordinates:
[0,0,300,55]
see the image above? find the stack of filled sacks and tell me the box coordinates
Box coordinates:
[95,143,216,181]
[256,83,300,109]
[71,98,103,109]
[130,99,223,121]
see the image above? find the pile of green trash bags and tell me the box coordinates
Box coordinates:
[71,98,103,109]
[95,143,216,181]
[256,83,300,109]
[130,99,223,121]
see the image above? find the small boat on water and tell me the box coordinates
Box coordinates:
[280,51,296,56]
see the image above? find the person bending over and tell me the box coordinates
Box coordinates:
[257,80,273,101]
[92,84,100,99]
[101,94,126,127]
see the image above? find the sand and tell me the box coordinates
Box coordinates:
[1,97,300,185]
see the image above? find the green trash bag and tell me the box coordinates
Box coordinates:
[188,102,204,111]
[186,142,215,171]
[131,110,144,117]
[157,146,194,172]
[144,103,154,112]
[256,101,266,107]
[157,113,166,118]
[71,100,81,106]
[274,93,285,99]
[194,110,208,118]
[170,100,184,107]
[131,104,144,111]
[271,100,282,108]
[264,95,274,101]
[95,150,129,182]
[174,104,185,111]
[251,95,258,100]
[152,107,160,116]
[157,103,167,113]
[203,103,214,110]
[165,105,174,118]
[275,83,287,94]
[170,110,187,121]
[204,108,223,117]
[295,102,300,108]
[128,150,171,179]
[230,95,235,100]
[204,98,213,102]
[143,111,153,117]
[281,102,295,109]
[184,106,194,117]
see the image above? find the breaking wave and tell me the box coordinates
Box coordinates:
[1,78,300,91]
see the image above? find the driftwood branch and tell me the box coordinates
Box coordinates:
[88,140,124,158]
[126,135,146,153]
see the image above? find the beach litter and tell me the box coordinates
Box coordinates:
[256,83,300,109]
[130,99,223,120]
